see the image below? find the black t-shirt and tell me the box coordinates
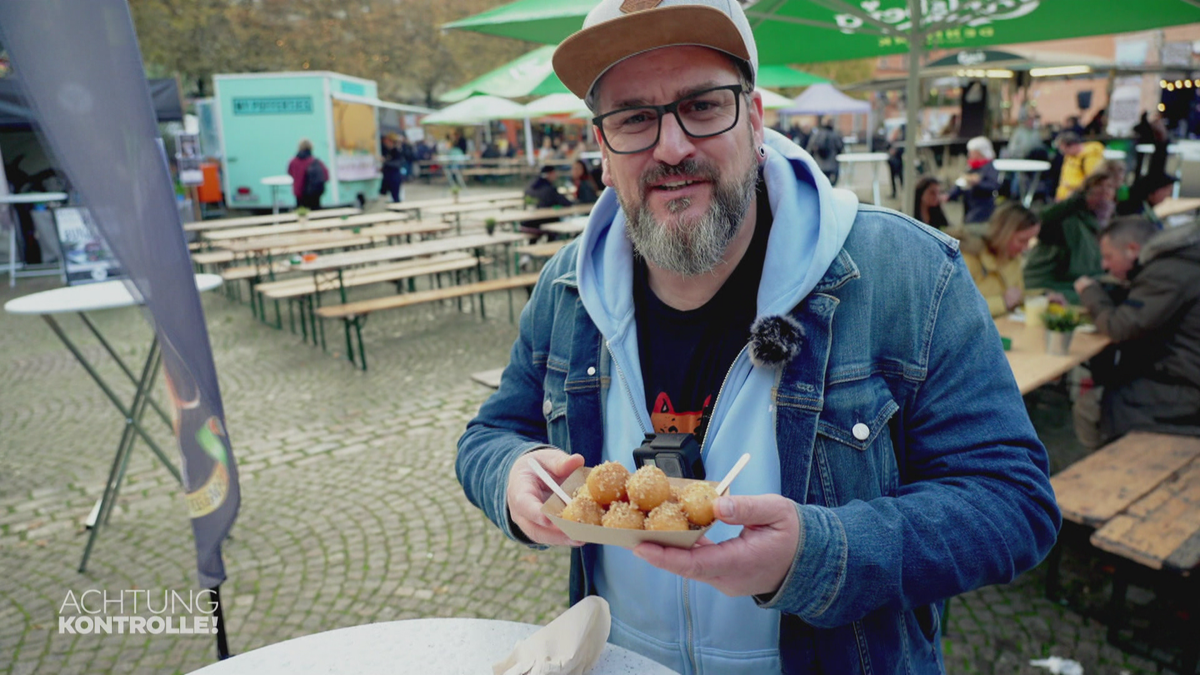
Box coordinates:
[634,177,772,446]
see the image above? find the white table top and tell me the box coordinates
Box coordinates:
[993,159,1051,172]
[4,273,222,315]
[261,175,294,187]
[187,618,676,675]
[836,152,889,163]
[1102,149,1127,160]
[1135,143,1181,154]
[0,191,68,204]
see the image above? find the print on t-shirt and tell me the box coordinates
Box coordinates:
[650,392,712,435]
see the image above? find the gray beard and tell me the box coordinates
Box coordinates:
[621,157,760,277]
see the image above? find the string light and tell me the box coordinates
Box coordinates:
[1158,103,1167,112]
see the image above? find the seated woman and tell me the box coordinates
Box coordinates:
[571,159,601,205]
[1024,170,1117,303]
[912,177,950,230]
[948,137,1002,224]
[956,202,1041,317]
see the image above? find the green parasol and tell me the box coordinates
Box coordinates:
[756,64,830,88]
[446,0,1200,209]
[439,45,570,103]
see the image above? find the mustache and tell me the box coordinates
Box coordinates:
[639,159,719,194]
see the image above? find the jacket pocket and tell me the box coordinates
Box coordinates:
[542,358,571,453]
[812,378,900,505]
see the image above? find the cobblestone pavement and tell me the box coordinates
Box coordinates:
[0,182,1182,674]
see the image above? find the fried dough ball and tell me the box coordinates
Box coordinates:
[601,501,645,530]
[668,486,682,503]
[626,465,672,512]
[560,493,604,526]
[680,483,719,526]
[586,462,629,506]
[645,501,690,531]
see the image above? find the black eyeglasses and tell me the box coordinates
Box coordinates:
[592,84,747,155]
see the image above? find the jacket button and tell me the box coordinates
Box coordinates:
[852,423,870,441]
[543,399,553,416]
[587,366,596,376]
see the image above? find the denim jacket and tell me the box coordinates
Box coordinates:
[458,136,1060,675]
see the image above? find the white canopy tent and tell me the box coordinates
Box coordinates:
[421,95,536,164]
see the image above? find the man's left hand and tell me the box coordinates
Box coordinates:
[1073,276,1096,296]
[632,494,800,597]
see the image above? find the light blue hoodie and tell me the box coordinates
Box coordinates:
[574,129,858,674]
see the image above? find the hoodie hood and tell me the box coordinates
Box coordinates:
[576,128,857,344]
[1141,220,1200,265]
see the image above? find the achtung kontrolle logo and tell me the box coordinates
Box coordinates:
[58,589,219,635]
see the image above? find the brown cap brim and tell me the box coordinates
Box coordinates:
[553,5,750,102]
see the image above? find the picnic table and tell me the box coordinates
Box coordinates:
[994,318,1111,395]
[385,191,525,220]
[298,231,528,275]
[423,198,527,234]
[470,204,593,231]
[1154,197,1200,221]
[202,211,414,242]
[183,207,359,232]
[222,221,448,254]
[1049,431,1200,673]
[540,216,589,237]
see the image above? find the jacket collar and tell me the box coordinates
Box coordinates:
[812,248,860,294]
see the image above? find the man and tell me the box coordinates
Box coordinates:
[286,139,327,210]
[1025,170,1117,303]
[379,134,404,203]
[1074,216,1200,448]
[525,165,573,210]
[1116,171,1178,226]
[456,1,1059,673]
[948,136,1001,224]
[1054,131,1105,201]
[522,165,574,234]
[805,116,843,185]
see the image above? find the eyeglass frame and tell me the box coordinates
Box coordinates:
[591,83,749,155]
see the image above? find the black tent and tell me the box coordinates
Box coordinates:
[0,76,182,129]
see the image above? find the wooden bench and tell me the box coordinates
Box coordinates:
[254,253,482,337]
[1048,431,1200,672]
[314,272,541,371]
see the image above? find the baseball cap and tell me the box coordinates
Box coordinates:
[552,0,758,107]
[1137,171,1179,193]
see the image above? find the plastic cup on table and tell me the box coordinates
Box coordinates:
[1024,296,1049,332]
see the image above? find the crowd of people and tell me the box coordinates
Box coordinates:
[896,104,1197,453]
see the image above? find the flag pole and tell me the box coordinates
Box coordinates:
[211,585,231,660]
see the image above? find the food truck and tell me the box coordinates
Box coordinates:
[213,71,429,211]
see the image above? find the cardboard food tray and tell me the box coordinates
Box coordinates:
[542,466,717,549]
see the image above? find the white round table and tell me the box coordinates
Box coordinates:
[260,175,294,215]
[836,152,890,205]
[4,273,222,315]
[187,618,677,675]
[1,191,68,287]
[4,273,223,572]
[992,159,1051,208]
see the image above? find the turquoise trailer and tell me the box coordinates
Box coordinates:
[213,71,428,211]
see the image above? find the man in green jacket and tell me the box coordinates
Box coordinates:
[1024,170,1116,303]
[1074,216,1200,447]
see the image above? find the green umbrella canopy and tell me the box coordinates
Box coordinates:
[443,0,597,45]
[445,0,1200,65]
[756,64,829,88]
[439,44,570,103]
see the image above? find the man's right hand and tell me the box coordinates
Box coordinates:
[507,449,586,547]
